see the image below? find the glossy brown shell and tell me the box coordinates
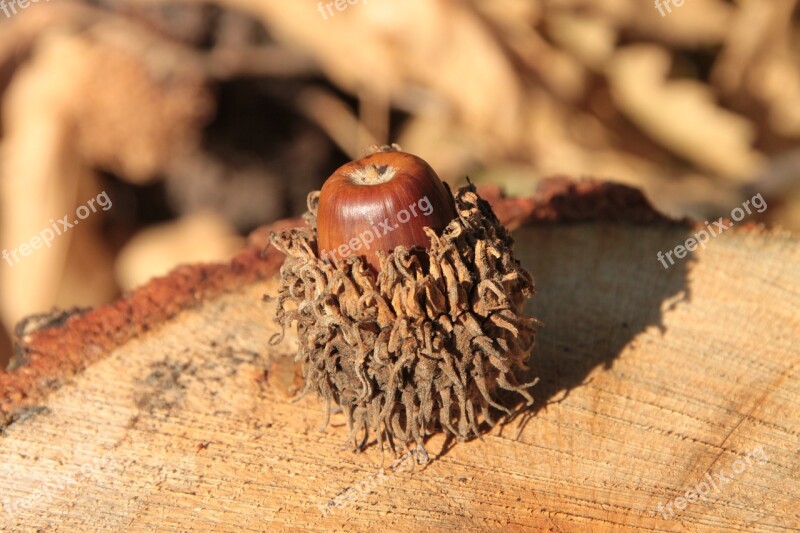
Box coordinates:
[317,151,457,270]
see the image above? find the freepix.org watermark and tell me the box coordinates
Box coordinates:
[2,191,112,268]
[657,193,767,270]
[656,445,768,519]
[317,0,367,21]
[654,0,685,17]
[320,195,434,265]
[1,449,119,520]
[318,447,429,516]
[0,0,51,19]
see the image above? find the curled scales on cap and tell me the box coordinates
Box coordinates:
[269,155,540,455]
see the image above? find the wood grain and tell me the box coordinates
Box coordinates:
[0,186,798,531]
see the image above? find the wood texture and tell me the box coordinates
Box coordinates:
[0,185,798,531]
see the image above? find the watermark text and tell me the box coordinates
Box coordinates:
[656,445,768,519]
[657,193,766,270]
[2,190,112,268]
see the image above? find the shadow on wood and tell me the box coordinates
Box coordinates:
[518,223,694,417]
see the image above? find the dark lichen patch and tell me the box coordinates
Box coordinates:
[133,358,193,413]
[0,405,53,434]
[269,184,539,453]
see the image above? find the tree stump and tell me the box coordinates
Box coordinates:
[1,181,798,531]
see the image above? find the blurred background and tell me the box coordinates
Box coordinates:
[0,0,798,367]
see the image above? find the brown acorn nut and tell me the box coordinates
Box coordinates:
[317,151,457,270]
[269,146,539,455]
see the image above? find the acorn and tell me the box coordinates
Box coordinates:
[269,145,539,454]
[317,150,457,271]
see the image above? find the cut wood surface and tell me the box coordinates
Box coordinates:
[0,182,798,532]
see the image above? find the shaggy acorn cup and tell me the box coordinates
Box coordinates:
[269,145,540,454]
